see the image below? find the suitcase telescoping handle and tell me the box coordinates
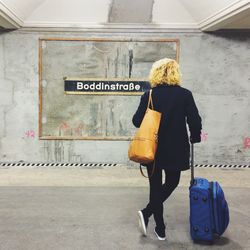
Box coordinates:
[190,143,195,186]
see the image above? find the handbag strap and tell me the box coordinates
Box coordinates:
[139,89,156,179]
[140,161,156,178]
[147,89,154,110]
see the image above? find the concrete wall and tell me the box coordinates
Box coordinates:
[0,30,249,165]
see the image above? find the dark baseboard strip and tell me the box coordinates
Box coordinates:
[0,162,249,169]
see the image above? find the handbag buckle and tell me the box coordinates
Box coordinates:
[154,133,158,142]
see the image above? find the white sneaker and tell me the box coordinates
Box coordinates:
[138,211,147,236]
[154,228,166,241]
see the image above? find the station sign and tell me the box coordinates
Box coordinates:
[64,78,150,95]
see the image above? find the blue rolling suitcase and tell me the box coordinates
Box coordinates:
[189,144,230,242]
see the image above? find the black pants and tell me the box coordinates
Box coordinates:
[142,164,181,230]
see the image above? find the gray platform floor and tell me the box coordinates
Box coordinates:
[0,167,249,250]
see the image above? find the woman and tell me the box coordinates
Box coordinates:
[132,58,202,240]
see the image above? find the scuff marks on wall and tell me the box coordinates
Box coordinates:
[54,140,64,162]
[89,103,99,136]
[118,120,128,135]
[107,99,115,136]
[129,49,133,78]
[114,47,119,78]
[108,100,115,127]
[42,140,85,162]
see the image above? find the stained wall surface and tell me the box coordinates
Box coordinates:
[0,31,249,164]
[40,39,177,139]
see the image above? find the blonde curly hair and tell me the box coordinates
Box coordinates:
[149,58,181,87]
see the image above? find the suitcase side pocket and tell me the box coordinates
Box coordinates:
[212,182,230,235]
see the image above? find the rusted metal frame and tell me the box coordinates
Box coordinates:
[38,37,180,140]
[38,39,43,138]
[39,37,180,44]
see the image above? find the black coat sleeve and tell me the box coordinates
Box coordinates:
[132,91,149,128]
[186,91,202,143]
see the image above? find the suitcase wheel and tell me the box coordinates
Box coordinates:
[202,197,208,202]
[193,196,198,200]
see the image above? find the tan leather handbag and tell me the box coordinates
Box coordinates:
[128,89,162,177]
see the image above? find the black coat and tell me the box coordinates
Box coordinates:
[132,85,202,171]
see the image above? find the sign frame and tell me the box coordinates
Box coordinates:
[39,37,180,140]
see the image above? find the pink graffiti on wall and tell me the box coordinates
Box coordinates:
[59,122,70,130]
[59,122,85,136]
[25,130,35,138]
[201,132,208,142]
[74,123,84,136]
[243,137,250,149]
